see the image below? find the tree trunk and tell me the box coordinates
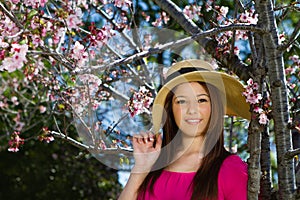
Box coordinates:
[255,0,296,198]
[260,126,272,200]
[248,120,262,200]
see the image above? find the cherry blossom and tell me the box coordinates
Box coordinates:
[152,12,170,27]
[1,43,28,72]
[38,127,54,143]
[66,8,83,30]
[114,0,132,8]
[243,79,263,105]
[239,9,258,24]
[71,41,88,67]
[8,131,24,152]
[183,5,201,20]
[259,113,269,125]
[1,16,20,38]
[127,86,153,117]
[39,105,47,113]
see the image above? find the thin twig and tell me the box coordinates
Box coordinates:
[51,131,133,156]
[78,24,265,74]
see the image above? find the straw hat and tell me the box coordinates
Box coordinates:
[152,59,251,133]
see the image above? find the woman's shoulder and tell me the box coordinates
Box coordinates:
[221,154,247,171]
[219,154,248,183]
[218,154,248,199]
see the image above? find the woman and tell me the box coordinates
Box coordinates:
[119,59,250,200]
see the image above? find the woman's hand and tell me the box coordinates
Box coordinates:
[132,132,162,173]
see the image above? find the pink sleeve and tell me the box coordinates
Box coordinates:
[218,155,248,200]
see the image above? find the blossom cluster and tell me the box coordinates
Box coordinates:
[38,127,54,143]
[127,86,153,117]
[71,74,103,115]
[152,12,170,27]
[0,43,28,73]
[8,131,24,152]
[243,79,269,124]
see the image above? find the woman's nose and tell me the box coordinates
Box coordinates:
[186,103,198,114]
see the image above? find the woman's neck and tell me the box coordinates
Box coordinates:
[164,134,204,172]
[180,134,204,156]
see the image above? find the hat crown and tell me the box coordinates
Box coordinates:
[166,59,214,78]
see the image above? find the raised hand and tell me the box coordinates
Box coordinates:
[132,132,162,173]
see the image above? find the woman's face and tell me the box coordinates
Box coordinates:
[172,82,211,137]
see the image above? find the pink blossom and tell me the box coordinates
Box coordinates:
[8,131,24,152]
[38,127,54,143]
[40,136,54,143]
[239,9,258,24]
[259,113,269,124]
[30,16,40,30]
[71,41,88,67]
[66,8,83,29]
[253,106,263,113]
[220,6,229,17]
[243,78,263,105]
[245,92,262,104]
[2,16,20,37]
[31,34,44,48]
[0,38,9,48]
[183,6,194,19]
[247,78,254,85]
[127,86,153,117]
[11,96,19,105]
[1,43,28,72]
[23,0,48,8]
[289,55,299,62]
[217,6,229,21]
[205,0,214,12]
[72,41,85,59]
[39,105,47,113]
[236,30,248,40]
[40,0,47,7]
[114,0,132,8]
[11,0,20,3]
[183,5,201,20]
[278,33,286,44]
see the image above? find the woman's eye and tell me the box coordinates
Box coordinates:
[176,99,186,104]
[198,98,208,103]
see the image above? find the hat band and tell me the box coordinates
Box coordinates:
[165,67,209,83]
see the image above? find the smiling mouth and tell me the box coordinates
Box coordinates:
[185,119,201,124]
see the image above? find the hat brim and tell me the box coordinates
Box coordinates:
[152,71,251,133]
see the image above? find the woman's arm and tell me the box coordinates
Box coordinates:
[118,169,149,200]
[118,132,162,200]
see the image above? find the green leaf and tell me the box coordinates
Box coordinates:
[28,9,39,20]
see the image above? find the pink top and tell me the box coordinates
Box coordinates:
[137,155,248,200]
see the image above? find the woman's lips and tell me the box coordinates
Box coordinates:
[185,119,201,124]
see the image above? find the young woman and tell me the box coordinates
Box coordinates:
[118,59,250,200]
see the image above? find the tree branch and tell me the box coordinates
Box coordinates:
[79,24,263,77]
[285,148,300,160]
[278,20,300,52]
[152,0,256,82]
[51,131,133,156]
[0,2,24,29]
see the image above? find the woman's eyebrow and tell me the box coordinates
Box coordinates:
[196,94,210,97]
[173,94,209,98]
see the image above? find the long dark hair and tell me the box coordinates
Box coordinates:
[138,82,231,200]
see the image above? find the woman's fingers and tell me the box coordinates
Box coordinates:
[133,132,154,144]
[132,132,158,153]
